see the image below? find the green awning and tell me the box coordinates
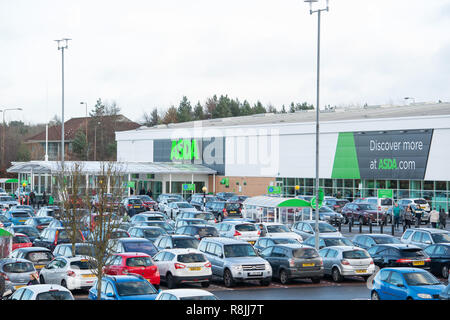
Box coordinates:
[5,178,18,183]
[0,228,13,237]
[277,198,312,208]
[243,196,312,208]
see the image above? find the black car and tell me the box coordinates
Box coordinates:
[205,201,242,222]
[352,234,402,250]
[23,217,54,232]
[6,225,41,243]
[189,194,218,210]
[259,244,324,284]
[119,197,146,217]
[253,237,301,254]
[153,234,200,250]
[423,243,450,279]
[174,224,219,240]
[367,244,431,270]
[33,227,85,251]
[127,226,168,243]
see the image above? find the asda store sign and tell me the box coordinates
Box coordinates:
[170,139,200,161]
[332,129,433,180]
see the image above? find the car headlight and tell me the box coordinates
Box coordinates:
[417,293,432,299]
[232,265,242,271]
[265,262,271,270]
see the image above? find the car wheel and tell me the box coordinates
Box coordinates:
[61,279,67,288]
[223,269,235,288]
[39,275,45,284]
[331,267,343,283]
[166,273,176,289]
[311,277,321,284]
[279,270,289,285]
[201,281,210,288]
[371,291,380,300]
[442,266,449,279]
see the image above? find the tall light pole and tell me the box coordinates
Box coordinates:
[1,107,23,169]
[80,101,88,160]
[304,0,329,251]
[55,38,71,168]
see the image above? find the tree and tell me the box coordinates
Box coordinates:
[280,105,287,113]
[204,95,218,119]
[193,102,204,120]
[229,98,241,117]
[239,100,253,116]
[267,104,277,114]
[252,101,266,114]
[49,114,61,126]
[72,130,87,160]
[16,143,30,161]
[212,95,232,119]
[161,106,178,124]
[176,96,193,122]
[90,98,106,118]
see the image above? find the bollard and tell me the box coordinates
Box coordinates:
[338,220,341,232]
[380,223,384,234]
[391,223,395,236]
[349,219,352,233]
[369,220,372,234]
[359,221,362,233]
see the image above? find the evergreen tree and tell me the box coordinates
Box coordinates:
[212,95,232,118]
[252,101,266,114]
[176,96,193,122]
[289,102,296,113]
[229,98,241,117]
[72,130,87,160]
[193,101,204,120]
[281,105,287,113]
[151,108,160,125]
[204,95,218,119]
[239,100,253,116]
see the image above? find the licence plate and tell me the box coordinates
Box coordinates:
[82,274,95,278]
[413,261,425,266]
[189,267,201,271]
[355,269,367,274]
[229,211,236,214]
[248,241,255,245]
[14,285,25,290]
[35,265,44,269]
[19,220,25,222]
[302,263,315,267]
[248,272,263,276]
[134,206,140,208]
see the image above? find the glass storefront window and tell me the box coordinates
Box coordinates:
[386,180,397,189]
[399,180,409,190]
[344,180,353,188]
[436,181,446,191]
[411,180,421,190]
[376,180,386,189]
[424,181,434,191]
[324,179,332,188]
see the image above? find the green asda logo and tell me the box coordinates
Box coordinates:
[378,158,397,170]
[170,139,200,161]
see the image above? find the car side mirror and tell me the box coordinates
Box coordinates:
[106,292,115,298]
[396,283,404,288]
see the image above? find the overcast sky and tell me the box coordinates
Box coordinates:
[1,0,449,125]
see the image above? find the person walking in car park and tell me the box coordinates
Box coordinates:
[430,208,440,229]
[27,272,40,286]
[439,208,448,230]
[258,224,267,237]
[393,202,401,230]
[404,206,413,229]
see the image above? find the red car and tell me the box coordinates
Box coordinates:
[136,195,158,211]
[103,252,160,289]
[12,233,33,251]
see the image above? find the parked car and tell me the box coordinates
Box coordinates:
[135,195,158,210]
[291,220,342,240]
[176,211,216,224]
[0,195,19,213]
[215,192,236,201]
[352,234,402,250]
[319,246,375,282]
[53,243,95,258]
[119,197,146,217]
[215,221,260,245]
[134,220,175,234]
[367,244,431,270]
[107,237,159,257]
[341,202,385,225]
[189,194,218,210]
[9,247,54,271]
[356,197,393,217]
[129,212,167,225]
[322,197,349,213]
[175,224,220,240]
[153,235,200,251]
[4,209,33,225]
[253,237,301,254]
[398,198,431,213]
[103,253,160,289]
[152,248,212,288]
[0,214,12,228]
[8,284,74,300]
[227,195,249,205]
[6,225,41,243]
[165,201,197,220]
[127,226,168,243]
[0,258,37,292]
[23,216,54,232]
[206,201,242,222]
[198,237,272,287]
[174,218,209,230]
[156,288,218,300]
[88,275,159,300]
[423,243,450,279]
[91,193,120,211]
[256,222,303,242]
[36,206,62,219]
[39,255,97,291]
[260,244,323,284]
[371,267,445,300]
[33,227,85,252]
[10,205,36,216]
[12,233,32,251]
[157,197,183,214]
[157,193,184,204]
[303,235,353,250]
[400,228,450,249]
[440,283,450,300]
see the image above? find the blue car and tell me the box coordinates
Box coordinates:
[5,210,33,225]
[88,275,159,300]
[371,267,446,300]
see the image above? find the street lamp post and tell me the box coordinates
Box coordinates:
[304,0,329,251]
[55,38,71,168]
[1,107,23,169]
[202,186,207,211]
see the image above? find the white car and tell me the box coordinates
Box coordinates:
[38,255,97,291]
[257,223,303,242]
[152,248,212,289]
[156,288,218,300]
[165,202,197,219]
[219,221,261,245]
[8,284,74,300]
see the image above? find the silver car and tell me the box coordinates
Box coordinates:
[217,221,260,245]
[198,237,272,287]
[319,246,375,282]
[291,220,342,240]
[400,228,450,249]
[0,258,36,292]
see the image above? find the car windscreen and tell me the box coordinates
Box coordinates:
[235,224,257,232]
[414,199,428,205]
[373,236,402,244]
[177,203,193,208]
[358,204,377,211]
[225,203,240,211]
[129,199,142,205]
[403,272,441,286]
[380,199,393,206]
[196,227,219,237]
[179,295,217,300]
[123,241,158,256]
[399,249,427,258]
[70,259,97,270]
[116,280,157,296]
[266,225,290,233]
[126,256,153,267]
[319,206,334,213]
[310,223,337,233]
[292,248,319,258]
[75,245,95,257]
[343,250,371,259]
[35,217,53,224]
[11,212,31,218]
[224,244,257,257]
[138,196,152,202]
[36,291,73,300]
[112,230,130,238]
[0,197,14,201]
[143,228,166,238]
[13,235,30,243]
[324,238,353,247]
[25,251,53,263]
[146,222,173,232]
[195,213,215,220]
[272,238,299,244]
[146,216,164,221]
[177,253,206,263]
[173,238,199,249]
[57,230,84,242]
[431,233,450,243]
[14,227,40,237]
[3,261,34,273]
